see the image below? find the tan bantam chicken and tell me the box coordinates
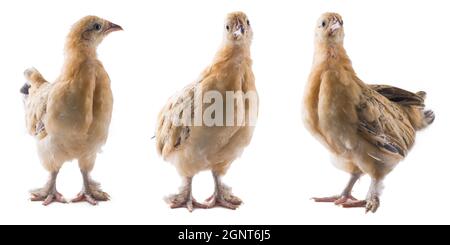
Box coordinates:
[20,16,122,205]
[156,11,258,212]
[304,12,434,213]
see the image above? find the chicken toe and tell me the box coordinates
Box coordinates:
[166,194,208,212]
[30,172,67,206]
[365,195,380,213]
[165,177,207,212]
[71,171,109,205]
[31,189,66,206]
[339,196,380,213]
[313,194,359,205]
[206,172,242,210]
[313,173,361,206]
[71,191,109,206]
[342,179,382,213]
[206,192,242,210]
[340,199,367,208]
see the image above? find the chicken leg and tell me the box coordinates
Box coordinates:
[341,178,382,213]
[312,173,362,205]
[30,171,66,206]
[165,177,208,212]
[71,170,110,205]
[206,172,242,210]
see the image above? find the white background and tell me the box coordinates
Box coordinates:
[0,0,448,225]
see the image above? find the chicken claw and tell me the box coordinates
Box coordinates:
[340,200,366,208]
[71,190,110,206]
[165,193,208,212]
[340,191,380,213]
[365,195,380,213]
[340,179,381,213]
[30,172,67,206]
[205,189,242,210]
[312,173,361,206]
[30,189,66,206]
[206,172,242,210]
[71,171,109,205]
[312,194,359,205]
[165,177,207,212]
[340,197,380,213]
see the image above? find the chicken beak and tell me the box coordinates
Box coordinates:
[233,24,245,39]
[105,22,123,34]
[330,21,341,33]
[329,16,343,34]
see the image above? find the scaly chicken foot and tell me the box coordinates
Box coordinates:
[165,177,207,212]
[341,196,380,213]
[313,173,362,206]
[313,194,359,204]
[342,179,381,213]
[205,172,242,210]
[71,171,109,205]
[30,171,67,206]
[340,200,367,208]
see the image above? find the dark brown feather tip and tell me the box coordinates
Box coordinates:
[377,142,405,157]
[20,83,30,95]
[424,110,435,125]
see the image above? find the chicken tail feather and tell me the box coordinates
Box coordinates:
[23,67,48,89]
[423,110,435,126]
[412,90,434,130]
[20,83,31,95]
[416,91,427,99]
[405,102,434,131]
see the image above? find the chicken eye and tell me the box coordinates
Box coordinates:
[321,21,326,28]
[247,20,250,26]
[226,25,230,31]
[94,23,102,31]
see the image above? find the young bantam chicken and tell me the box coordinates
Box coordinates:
[20,16,122,205]
[156,11,258,212]
[304,12,434,213]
